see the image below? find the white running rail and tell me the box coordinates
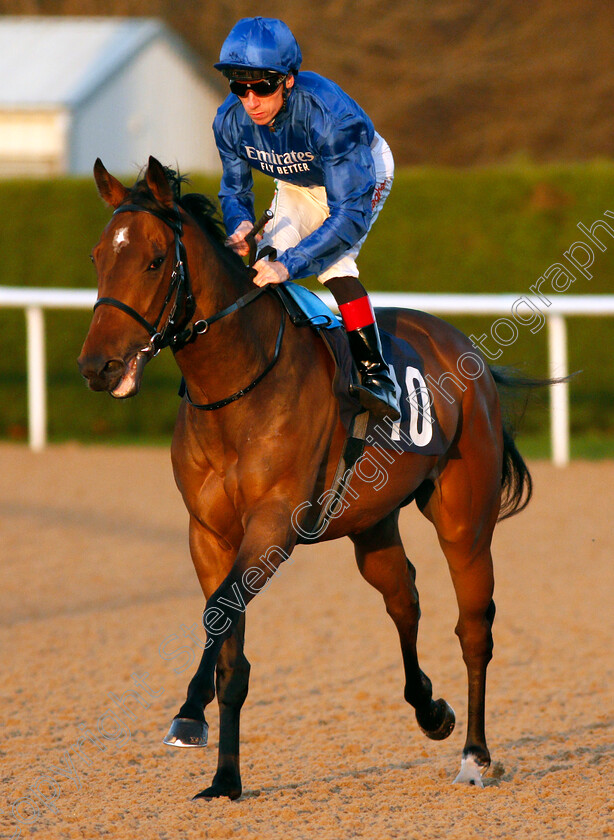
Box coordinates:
[1,286,613,464]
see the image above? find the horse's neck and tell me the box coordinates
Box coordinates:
[189,226,252,317]
[174,227,278,410]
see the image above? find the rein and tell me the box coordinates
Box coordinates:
[93,200,286,410]
[179,293,285,410]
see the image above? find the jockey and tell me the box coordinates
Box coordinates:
[213,16,401,421]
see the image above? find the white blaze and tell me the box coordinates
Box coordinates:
[113,227,129,253]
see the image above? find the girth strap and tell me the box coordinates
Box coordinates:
[297,410,370,542]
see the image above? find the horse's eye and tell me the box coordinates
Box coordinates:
[147,256,165,271]
[89,254,95,264]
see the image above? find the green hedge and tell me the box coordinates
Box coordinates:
[0,162,613,443]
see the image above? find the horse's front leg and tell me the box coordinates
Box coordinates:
[166,505,295,799]
[203,613,250,800]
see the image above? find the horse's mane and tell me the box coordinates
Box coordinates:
[129,165,246,272]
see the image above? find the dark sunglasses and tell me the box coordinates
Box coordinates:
[229,77,285,98]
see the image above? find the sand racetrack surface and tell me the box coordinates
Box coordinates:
[1,444,612,840]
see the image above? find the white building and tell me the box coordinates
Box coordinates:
[0,17,223,177]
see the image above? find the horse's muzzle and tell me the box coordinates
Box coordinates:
[77,351,149,398]
[77,352,125,391]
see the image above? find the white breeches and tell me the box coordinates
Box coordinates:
[260,132,394,283]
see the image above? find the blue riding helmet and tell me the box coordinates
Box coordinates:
[214,17,302,77]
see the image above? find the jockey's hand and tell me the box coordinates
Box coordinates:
[252,259,290,287]
[225,220,256,257]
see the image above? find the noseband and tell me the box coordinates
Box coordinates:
[93,203,196,356]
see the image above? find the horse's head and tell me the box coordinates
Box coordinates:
[78,156,192,398]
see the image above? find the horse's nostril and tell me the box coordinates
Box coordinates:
[102,359,125,376]
[77,354,125,392]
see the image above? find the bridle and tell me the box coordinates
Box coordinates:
[93,201,285,410]
[93,203,196,357]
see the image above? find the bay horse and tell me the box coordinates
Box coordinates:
[78,156,533,799]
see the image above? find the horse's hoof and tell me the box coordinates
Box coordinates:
[193,781,241,801]
[163,717,208,747]
[453,754,488,787]
[416,698,456,741]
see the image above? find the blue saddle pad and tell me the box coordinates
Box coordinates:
[278,281,340,329]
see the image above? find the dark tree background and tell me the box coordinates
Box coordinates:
[2,0,614,165]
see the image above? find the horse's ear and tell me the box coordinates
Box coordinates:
[93,158,129,208]
[146,156,174,209]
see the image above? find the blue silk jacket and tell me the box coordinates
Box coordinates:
[213,71,377,279]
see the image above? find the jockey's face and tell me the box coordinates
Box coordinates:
[239,75,294,126]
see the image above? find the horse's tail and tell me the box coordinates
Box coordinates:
[497,422,533,522]
[489,365,558,521]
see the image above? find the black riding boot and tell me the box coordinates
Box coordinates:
[324,276,401,421]
[346,322,401,420]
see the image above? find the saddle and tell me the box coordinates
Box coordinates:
[273,281,445,457]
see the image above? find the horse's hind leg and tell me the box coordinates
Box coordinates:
[417,447,499,786]
[350,510,456,742]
